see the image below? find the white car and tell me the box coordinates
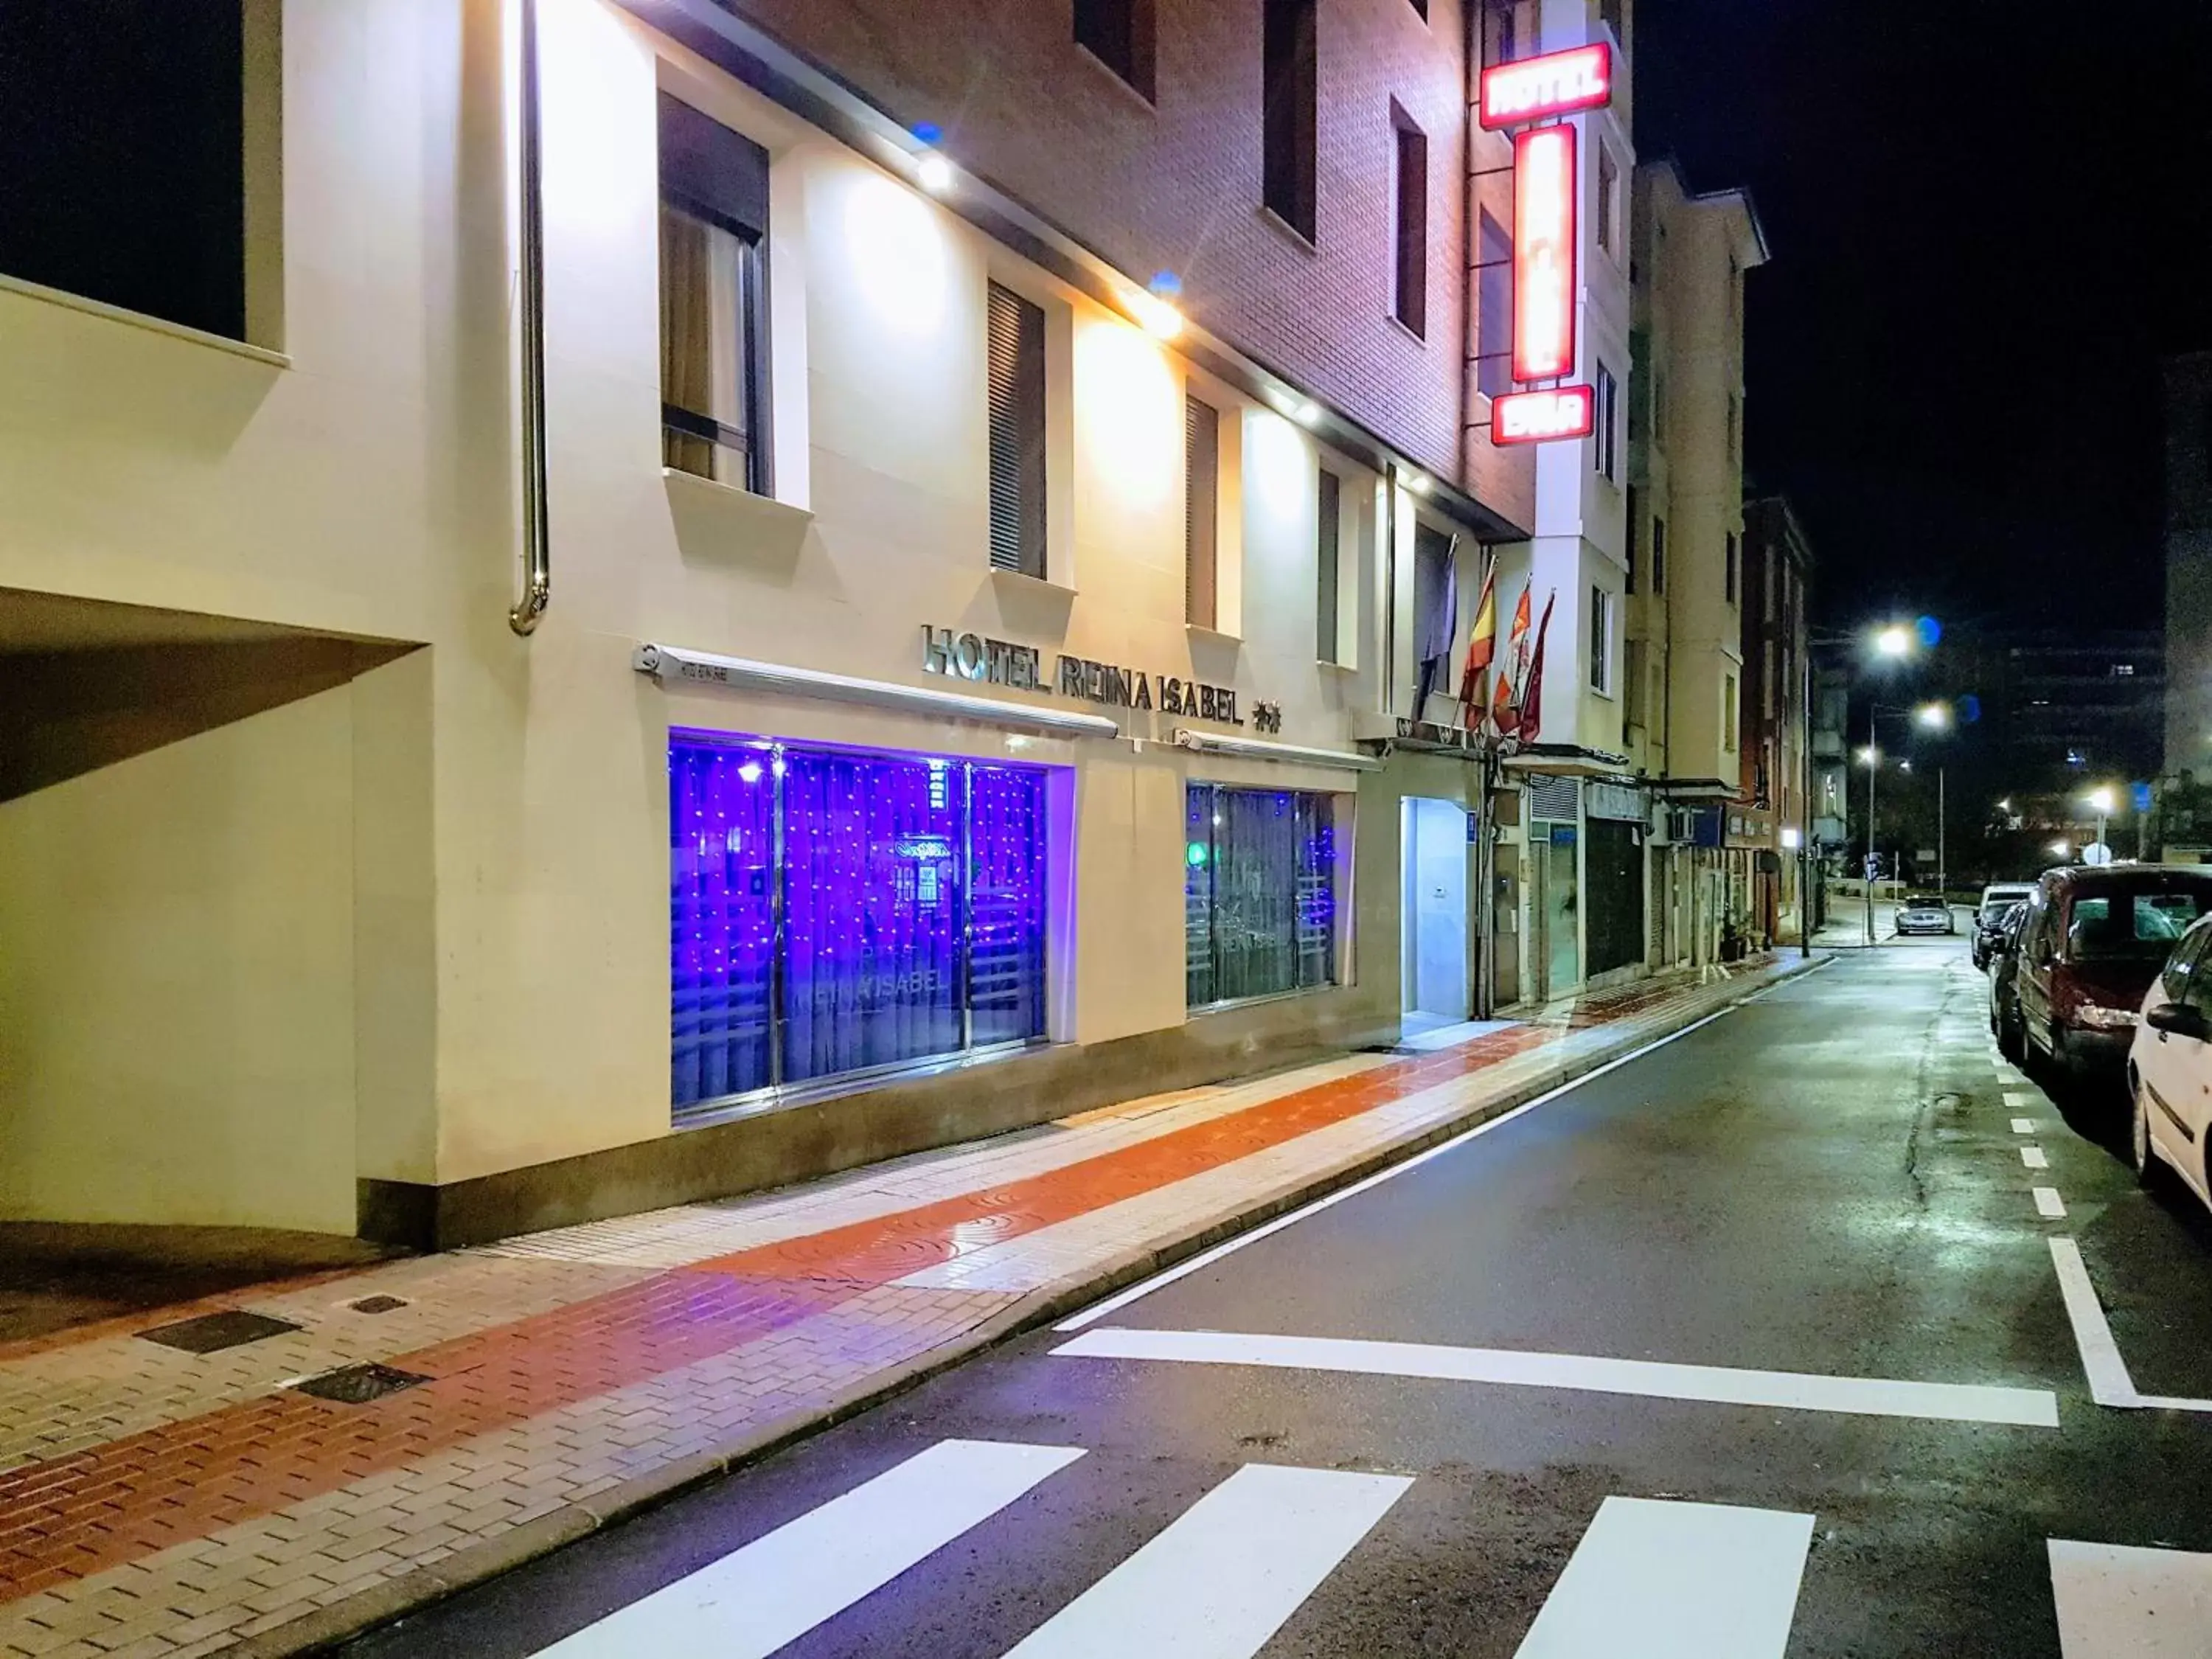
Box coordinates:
[2128,914,2212,1211]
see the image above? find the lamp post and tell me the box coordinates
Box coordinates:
[1917,701,1951,901]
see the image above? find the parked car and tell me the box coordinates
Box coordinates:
[2126,914,2212,1211]
[1980,882,2037,922]
[2014,866,2212,1084]
[1972,900,2026,970]
[1989,905,2031,1060]
[1896,894,1955,935]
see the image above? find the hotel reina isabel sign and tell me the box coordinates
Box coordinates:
[1481,43,1613,445]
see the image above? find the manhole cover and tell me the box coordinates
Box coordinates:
[347,1295,408,1315]
[291,1363,431,1404]
[139,1311,302,1354]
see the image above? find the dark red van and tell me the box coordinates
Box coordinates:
[2015,866,2212,1080]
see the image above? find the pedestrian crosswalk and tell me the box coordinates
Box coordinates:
[518,1436,2208,1657]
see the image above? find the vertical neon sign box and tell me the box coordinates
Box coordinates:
[1512,123,1578,383]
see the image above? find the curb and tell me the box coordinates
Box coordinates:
[246,954,1826,1656]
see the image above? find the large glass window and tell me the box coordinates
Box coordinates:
[1185,785,1340,1008]
[669,737,1049,1117]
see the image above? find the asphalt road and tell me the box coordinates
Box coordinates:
[344,938,2212,1657]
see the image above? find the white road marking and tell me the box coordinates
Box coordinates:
[2048,1538,2212,1656]
[2013,1118,2037,1134]
[2047,1239,2212,1414]
[2023,1145,2051,1169]
[2005,1091,2035,1108]
[529,1439,1082,1657]
[1513,1497,1813,1659]
[1054,1327,2059,1427]
[1002,1464,1411,1658]
[2035,1187,2069,1219]
[2049,1238,2141,1408]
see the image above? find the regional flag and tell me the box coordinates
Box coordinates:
[1458,560,1498,710]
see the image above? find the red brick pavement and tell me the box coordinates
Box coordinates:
[0,965,1758,1606]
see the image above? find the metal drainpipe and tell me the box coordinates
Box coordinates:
[509,0,552,636]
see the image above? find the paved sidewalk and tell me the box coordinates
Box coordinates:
[0,953,1815,1658]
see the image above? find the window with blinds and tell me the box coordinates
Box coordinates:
[659,94,770,494]
[986,283,1048,577]
[1185,395,1219,627]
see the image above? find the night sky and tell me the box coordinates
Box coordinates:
[1635,0,2212,634]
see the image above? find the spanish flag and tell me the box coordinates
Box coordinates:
[1458,560,1498,712]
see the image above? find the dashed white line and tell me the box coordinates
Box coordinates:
[2049,1239,2140,1408]
[2011,1118,2037,1134]
[2003,1091,2034,1108]
[2034,1188,2067,1219]
[2048,1539,2212,1656]
[2022,1145,2050,1169]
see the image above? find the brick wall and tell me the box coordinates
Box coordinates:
[728,0,1531,524]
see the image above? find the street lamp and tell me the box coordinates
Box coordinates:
[2084,786,2118,863]
[1875,625,1913,659]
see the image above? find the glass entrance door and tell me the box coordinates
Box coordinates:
[1544,823,1580,996]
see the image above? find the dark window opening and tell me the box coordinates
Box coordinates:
[1625,486,1641,594]
[0,2,246,339]
[1725,532,1740,606]
[1391,108,1428,337]
[1263,0,1318,240]
[1186,395,1220,627]
[987,282,1048,577]
[1317,468,1343,663]
[1652,516,1668,594]
[1594,363,1619,482]
[660,94,771,494]
[1074,0,1156,102]
[1476,209,1513,400]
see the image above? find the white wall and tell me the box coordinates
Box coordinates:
[0,688,359,1231]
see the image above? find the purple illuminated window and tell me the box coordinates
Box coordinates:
[669,736,1050,1116]
[1184,784,1338,1008]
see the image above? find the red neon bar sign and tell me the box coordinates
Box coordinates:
[1512,125,1577,383]
[1479,43,1613,130]
[1494,386,1595,445]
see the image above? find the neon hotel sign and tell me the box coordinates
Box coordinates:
[1478,44,1612,445]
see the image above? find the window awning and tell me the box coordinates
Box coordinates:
[1172,728,1380,773]
[634,642,1120,739]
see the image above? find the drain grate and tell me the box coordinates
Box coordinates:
[291,1363,432,1404]
[347,1295,408,1315]
[139,1311,302,1354]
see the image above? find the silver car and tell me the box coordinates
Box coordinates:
[1895,894,1955,935]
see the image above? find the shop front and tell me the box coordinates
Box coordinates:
[669,732,1054,1121]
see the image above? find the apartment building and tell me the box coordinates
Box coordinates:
[0,0,1537,1243]
[1740,496,1815,943]
[1627,156,1767,963]
[2161,352,2212,856]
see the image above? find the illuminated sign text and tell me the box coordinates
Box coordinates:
[1479,43,1613,129]
[1512,125,1578,382]
[1493,386,1596,445]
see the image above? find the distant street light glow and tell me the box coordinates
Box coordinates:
[2086,786,2118,815]
[1858,745,1879,765]
[1874,625,1912,658]
[2049,840,2072,858]
[1916,702,1950,728]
